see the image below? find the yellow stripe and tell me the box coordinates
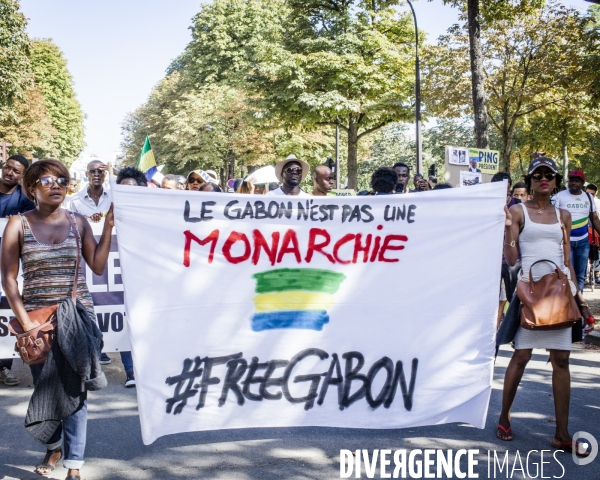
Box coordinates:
[138,150,156,172]
[253,291,334,312]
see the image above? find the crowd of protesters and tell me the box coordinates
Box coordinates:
[0,151,598,478]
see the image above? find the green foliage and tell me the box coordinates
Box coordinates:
[424,1,589,170]
[31,39,85,164]
[175,0,287,85]
[248,0,418,188]
[0,0,31,123]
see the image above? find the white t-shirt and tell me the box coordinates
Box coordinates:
[552,190,597,241]
[265,187,311,198]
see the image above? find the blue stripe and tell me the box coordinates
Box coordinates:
[571,224,589,238]
[145,166,158,182]
[251,310,329,332]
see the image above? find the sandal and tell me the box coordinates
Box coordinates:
[496,423,513,441]
[35,447,62,476]
[552,440,591,458]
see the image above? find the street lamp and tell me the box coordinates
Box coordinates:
[406,0,423,176]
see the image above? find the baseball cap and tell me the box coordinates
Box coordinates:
[568,170,585,181]
[527,157,558,175]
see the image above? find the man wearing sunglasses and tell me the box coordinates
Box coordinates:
[68,160,112,224]
[267,154,310,197]
[553,169,600,292]
[67,160,113,365]
[0,155,35,387]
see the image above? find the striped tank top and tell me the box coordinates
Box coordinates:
[20,211,95,320]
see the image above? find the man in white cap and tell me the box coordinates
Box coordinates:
[266,154,311,197]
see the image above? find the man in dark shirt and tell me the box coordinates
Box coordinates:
[0,155,35,218]
[0,154,34,386]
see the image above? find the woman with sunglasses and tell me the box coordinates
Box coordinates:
[497,158,592,457]
[185,170,210,191]
[1,159,114,480]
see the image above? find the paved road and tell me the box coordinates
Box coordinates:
[1,289,599,479]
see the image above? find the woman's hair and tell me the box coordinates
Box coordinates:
[237,180,253,194]
[117,167,148,186]
[524,171,563,195]
[371,167,398,193]
[22,158,70,201]
[198,182,222,192]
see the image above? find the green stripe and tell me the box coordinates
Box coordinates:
[136,135,152,168]
[253,268,346,294]
[572,216,588,228]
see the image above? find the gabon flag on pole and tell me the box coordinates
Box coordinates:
[137,135,157,182]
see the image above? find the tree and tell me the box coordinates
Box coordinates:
[176,0,287,86]
[0,85,56,156]
[435,0,545,150]
[31,39,85,164]
[0,0,31,124]
[122,73,281,178]
[424,2,588,170]
[248,0,416,189]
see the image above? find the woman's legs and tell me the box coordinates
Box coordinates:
[549,349,571,444]
[498,348,532,435]
[30,363,88,476]
[30,364,63,474]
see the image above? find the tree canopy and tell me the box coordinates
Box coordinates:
[0,0,31,124]
[31,39,85,163]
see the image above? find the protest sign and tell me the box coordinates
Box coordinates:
[460,171,483,187]
[468,148,500,174]
[112,182,505,445]
[446,146,468,166]
[0,220,129,358]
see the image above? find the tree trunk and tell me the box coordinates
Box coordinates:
[561,123,568,180]
[467,0,490,149]
[347,118,359,190]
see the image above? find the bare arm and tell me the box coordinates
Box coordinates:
[0,216,37,331]
[503,204,523,267]
[591,204,600,237]
[76,204,114,276]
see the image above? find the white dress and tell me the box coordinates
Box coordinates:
[514,204,572,351]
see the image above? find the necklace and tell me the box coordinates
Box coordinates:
[535,203,548,214]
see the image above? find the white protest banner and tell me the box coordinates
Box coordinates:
[0,220,129,357]
[112,182,506,445]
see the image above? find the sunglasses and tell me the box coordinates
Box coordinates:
[36,176,69,189]
[531,172,557,182]
[188,177,204,184]
[284,167,302,175]
[88,169,105,175]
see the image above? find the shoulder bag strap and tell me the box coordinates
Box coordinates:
[64,210,81,302]
[585,191,598,243]
[557,207,570,269]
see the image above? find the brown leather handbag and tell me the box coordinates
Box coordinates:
[8,211,82,365]
[517,223,581,330]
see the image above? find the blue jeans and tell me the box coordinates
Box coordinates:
[30,364,87,470]
[570,238,590,293]
[120,351,133,373]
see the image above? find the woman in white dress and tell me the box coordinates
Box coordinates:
[497,157,592,457]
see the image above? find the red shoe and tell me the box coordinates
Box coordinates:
[551,440,590,458]
[496,424,513,441]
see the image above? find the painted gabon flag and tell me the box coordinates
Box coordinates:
[251,268,346,331]
[137,135,157,182]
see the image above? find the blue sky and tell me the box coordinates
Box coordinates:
[19,1,591,163]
